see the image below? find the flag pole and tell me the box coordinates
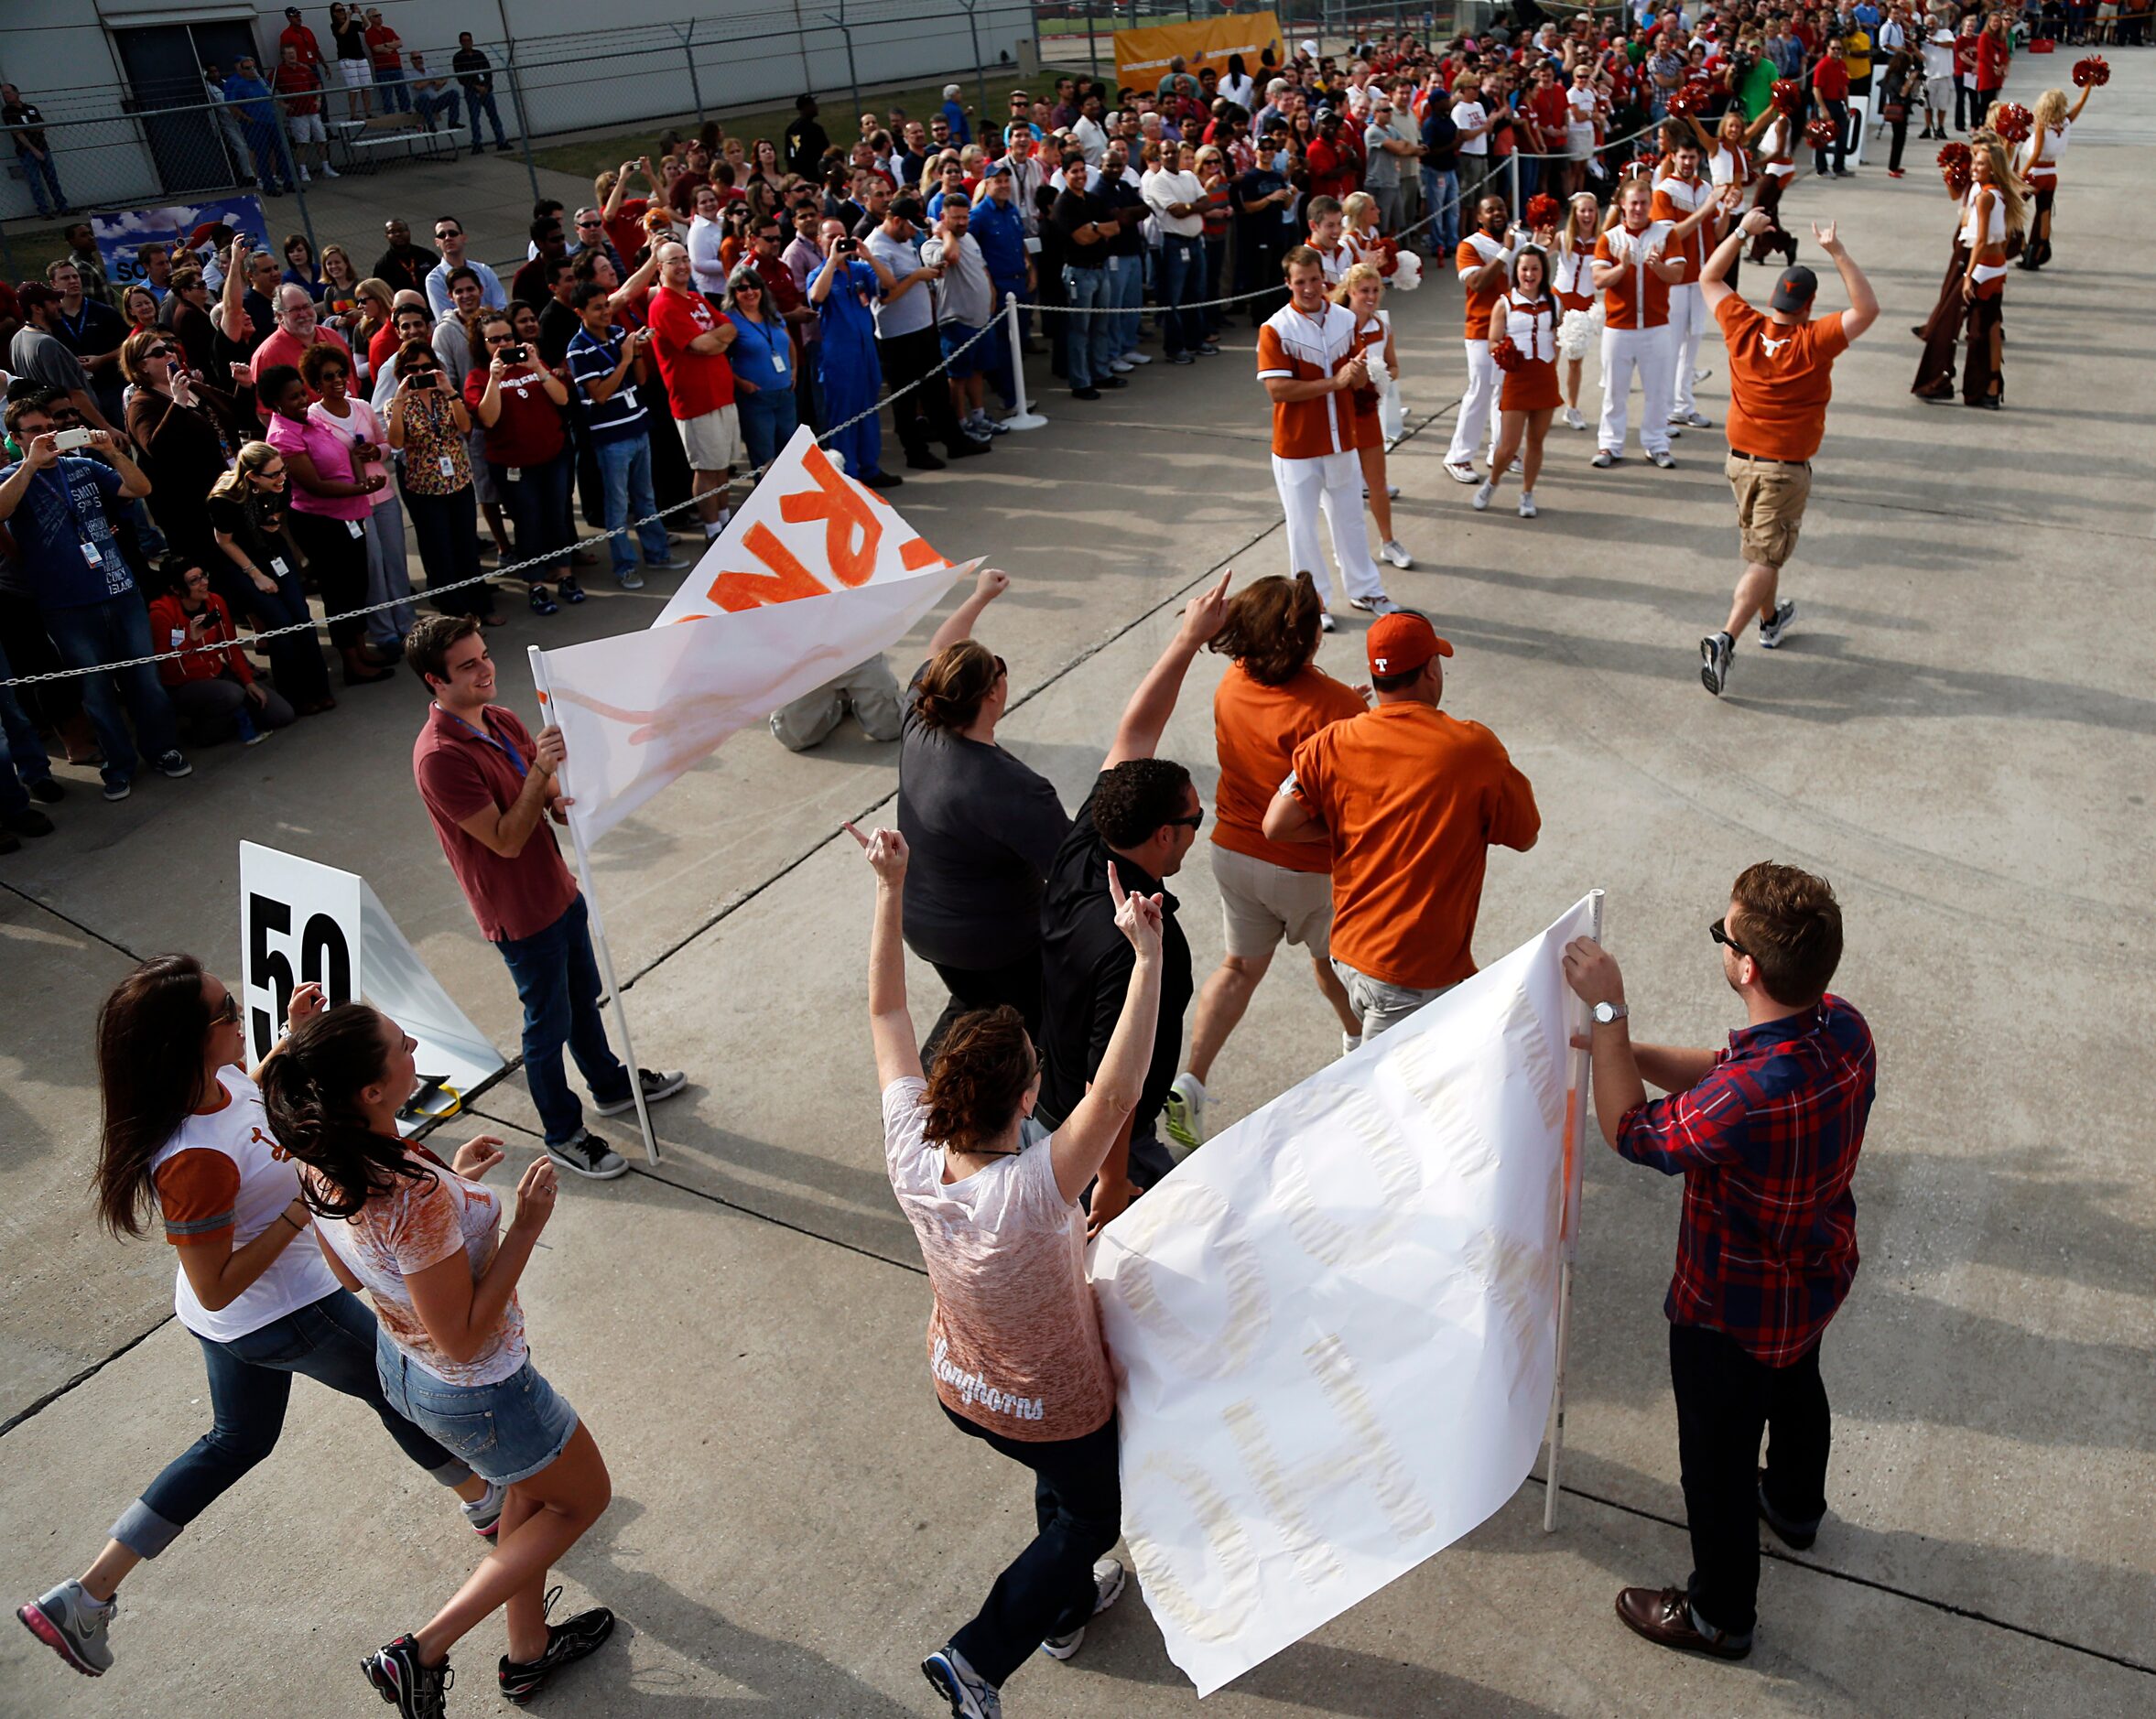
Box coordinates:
[1544,887,1604,1531]
[526,644,661,1166]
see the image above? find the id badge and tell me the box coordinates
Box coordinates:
[270,556,289,577]
[772,350,786,374]
[438,454,455,478]
[170,629,186,648]
[1024,234,1043,254]
[81,540,103,568]
[345,518,364,539]
[505,466,522,483]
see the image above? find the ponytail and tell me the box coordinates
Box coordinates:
[260,1003,435,1219]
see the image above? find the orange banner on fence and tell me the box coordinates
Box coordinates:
[1112,12,1285,87]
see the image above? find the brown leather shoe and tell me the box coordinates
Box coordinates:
[1614,1586,1752,1660]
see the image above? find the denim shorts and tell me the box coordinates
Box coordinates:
[374,1326,579,1486]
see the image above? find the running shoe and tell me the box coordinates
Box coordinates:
[1380,539,1413,568]
[1472,479,1495,511]
[1672,409,1712,428]
[1039,1557,1128,1661]
[1164,1075,1208,1160]
[154,751,193,779]
[1649,449,1677,469]
[17,1581,115,1676]
[497,1588,616,1704]
[1318,611,1338,632]
[922,1646,1002,1718]
[1121,351,1151,365]
[1349,594,1399,615]
[461,1479,507,1538]
[101,778,133,803]
[557,576,588,605]
[1562,405,1587,430]
[1444,459,1479,484]
[594,1067,688,1116]
[1518,492,1538,519]
[1758,600,1797,649]
[1591,449,1619,468]
[362,1635,451,1719]
[547,1131,628,1181]
[527,584,558,616]
[1700,631,1733,697]
[1109,358,1134,374]
[615,567,645,590]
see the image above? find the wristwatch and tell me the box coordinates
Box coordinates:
[1592,1000,1629,1025]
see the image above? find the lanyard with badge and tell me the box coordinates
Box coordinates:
[744,314,786,376]
[45,460,121,593]
[437,706,526,776]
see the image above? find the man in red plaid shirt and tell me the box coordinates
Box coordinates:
[1564,861,1875,1661]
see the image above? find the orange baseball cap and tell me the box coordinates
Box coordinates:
[1366,611,1452,676]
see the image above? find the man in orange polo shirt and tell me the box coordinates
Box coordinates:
[1262,612,1540,1039]
[1696,211,1878,697]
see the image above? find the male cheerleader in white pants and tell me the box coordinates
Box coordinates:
[1652,134,1736,431]
[1258,246,1399,627]
[1444,194,1516,483]
[1591,178,1686,469]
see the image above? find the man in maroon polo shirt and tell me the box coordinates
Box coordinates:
[408,614,685,1178]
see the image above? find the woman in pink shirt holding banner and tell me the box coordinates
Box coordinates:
[852,819,1162,1719]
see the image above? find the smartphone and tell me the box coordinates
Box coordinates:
[412,372,439,391]
[52,427,93,452]
[501,344,528,363]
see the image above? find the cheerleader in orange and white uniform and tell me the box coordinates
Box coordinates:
[1332,261,1414,569]
[1341,192,1397,276]
[1748,93,1800,266]
[1474,247,1562,519]
[1918,135,2022,409]
[1685,103,1770,290]
[1552,191,1601,433]
[2016,85,2094,270]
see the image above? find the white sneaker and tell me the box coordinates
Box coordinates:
[922,1647,1002,1717]
[1673,409,1712,429]
[1693,367,1713,384]
[1380,538,1413,568]
[1472,479,1494,511]
[321,164,341,178]
[1040,1558,1128,1661]
[1318,611,1338,632]
[1518,492,1537,518]
[1121,351,1151,365]
[1508,457,1522,474]
[1349,593,1398,615]
[298,166,311,182]
[1444,459,1479,484]
[1563,405,1587,431]
[1341,1031,1363,1058]
[1164,1074,1208,1160]
[1109,358,1134,373]
[1649,449,1677,470]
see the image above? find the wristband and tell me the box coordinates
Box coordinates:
[282,1207,309,1233]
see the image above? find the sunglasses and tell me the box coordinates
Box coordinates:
[576,218,603,228]
[211,991,242,1026]
[1167,809,1205,832]
[146,344,175,359]
[1708,918,1751,960]
[257,464,288,479]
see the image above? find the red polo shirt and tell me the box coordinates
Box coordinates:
[413,702,579,943]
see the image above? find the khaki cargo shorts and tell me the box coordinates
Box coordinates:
[1727,450,1813,572]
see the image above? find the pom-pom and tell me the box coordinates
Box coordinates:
[1669,81,1711,118]
[1990,103,2033,143]
[1524,193,1563,232]
[1390,248,1423,292]
[1771,79,1804,115]
[1804,117,1837,148]
[1557,306,1597,362]
[2072,55,2110,88]
[1490,338,1524,373]
[1937,141,1973,196]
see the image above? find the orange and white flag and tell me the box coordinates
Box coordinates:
[535,427,971,844]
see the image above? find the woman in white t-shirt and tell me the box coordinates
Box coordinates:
[15,959,499,1681]
[851,819,1163,1719]
[269,1003,618,1714]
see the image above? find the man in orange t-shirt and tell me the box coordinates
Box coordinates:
[1262,611,1540,1040]
[1695,210,1878,697]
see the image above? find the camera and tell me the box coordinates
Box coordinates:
[52,427,94,452]
[501,344,528,364]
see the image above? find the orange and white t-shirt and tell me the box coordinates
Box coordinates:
[316,1147,527,1387]
[151,1067,338,1343]
[1650,173,1717,280]
[1456,231,1513,340]
[1213,662,1366,873]
[883,1077,1113,1443]
[1286,702,1542,989]
[1595,220,1674,329]
[1257,300,1360,459]
[1717,297,1848,462]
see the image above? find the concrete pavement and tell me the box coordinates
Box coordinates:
[2,54,2152,1719]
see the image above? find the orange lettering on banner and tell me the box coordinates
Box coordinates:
[900,536,948,570]
[779,442,883,589]
[701,523,831,611]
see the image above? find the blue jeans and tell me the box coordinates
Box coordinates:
[42,595,179,787]
[1158,233,1203,356]
[466,88,507,148]
[736,384,799,473]
[243,121,294,193]
[492,453,574,582]
[0,638,52,804]
[416,89,460,131]
[493,892,630,1146]
[1061,265,1115,389]
[110,1289,471,1560]
[372,64,412,113]
[1422,166,1460,254]
[1106,252,1143,355]
[594,435,671,576]
[14,147,64,217]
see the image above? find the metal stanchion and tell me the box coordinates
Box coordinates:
[999,292,1046,430]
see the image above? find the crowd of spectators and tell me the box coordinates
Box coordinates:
[0,3,2127,851]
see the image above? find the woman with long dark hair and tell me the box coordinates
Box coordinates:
[1479,244,1563,517]
[120,328,255,575]
[206,440,341,715]
[269,1003,617,1714]
[897,566,1069,1060]
[1164,572,1365,1154]
[852,818,1160,1719]
[15,959,500,1681]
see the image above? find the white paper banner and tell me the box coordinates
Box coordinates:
[1091,894,1598,1695]
[536,426,970,843]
